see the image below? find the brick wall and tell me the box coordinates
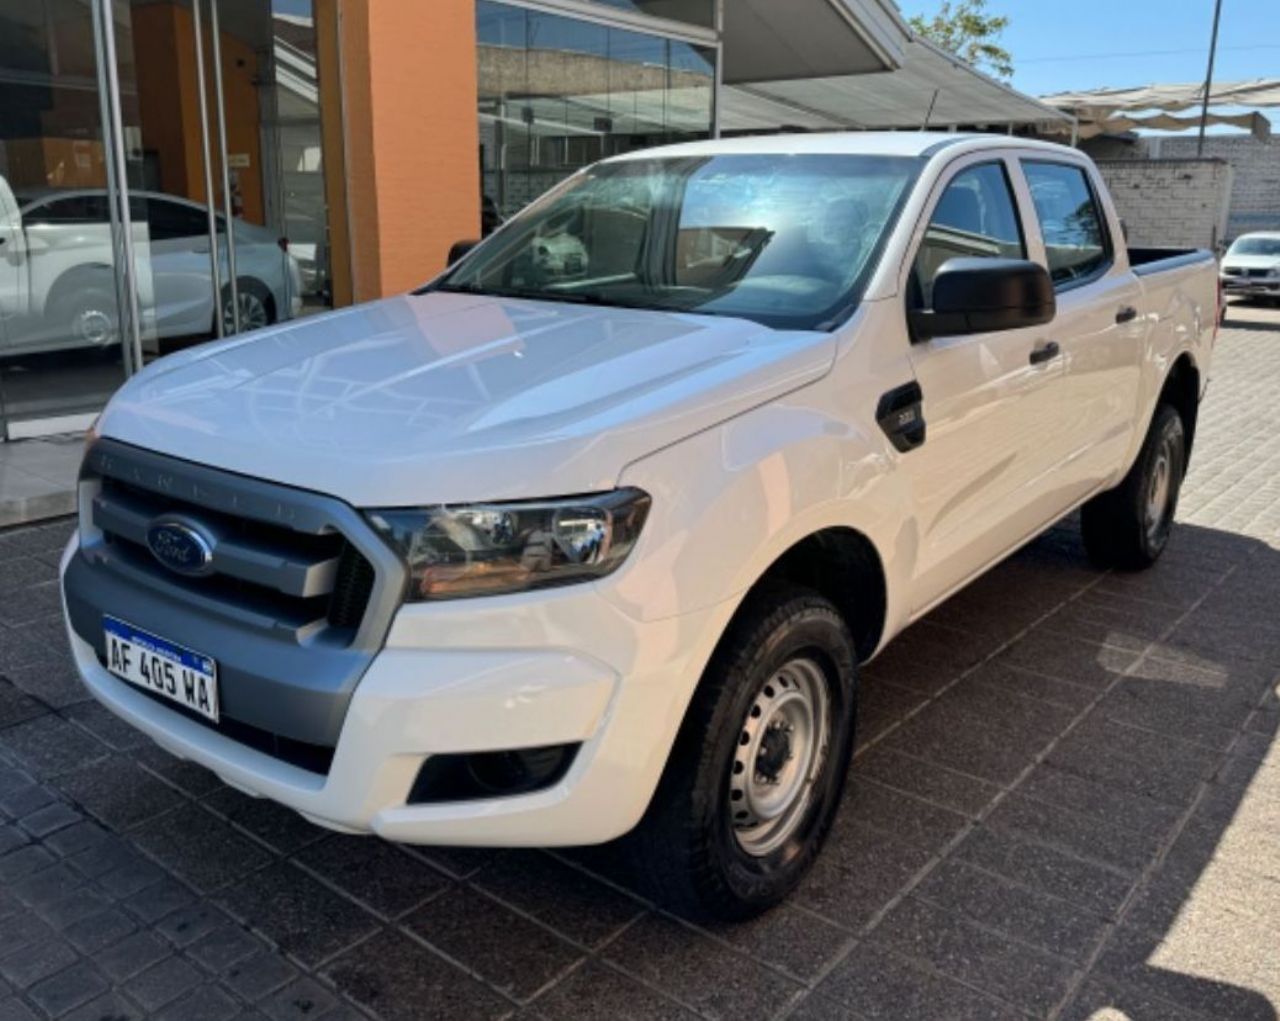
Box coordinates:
[1151,135,1280,238]
[1093,158,1234,251]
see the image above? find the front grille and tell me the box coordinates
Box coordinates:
[1224,267,1272,279]
[69,439,406,772]
[93,474,375,644]
[329,542,378,630]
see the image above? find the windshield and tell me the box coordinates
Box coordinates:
[435,154,922,330]
[1229,236,1280,257]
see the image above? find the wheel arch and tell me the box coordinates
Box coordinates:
[725,526,888,664]
[43,262,117,317]
[1159,351,1200,462]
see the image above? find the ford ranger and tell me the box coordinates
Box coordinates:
[60,133,1218,919]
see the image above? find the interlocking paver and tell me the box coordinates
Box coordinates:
[403,886,583,1002]
[0,304,1277,1019]
[26,960,109,1018]
[323,930,513,1020]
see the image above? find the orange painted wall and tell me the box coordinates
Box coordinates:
[132,3,265,226]
[338,0,481,301]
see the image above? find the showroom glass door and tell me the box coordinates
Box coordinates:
[118,0,331,357]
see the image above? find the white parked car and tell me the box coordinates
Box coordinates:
[61,133,1218,919]
[0,180,301,356]
[1220,231,1280,303]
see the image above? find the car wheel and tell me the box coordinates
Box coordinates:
[626,585,857,920]
[63,287,120,349]
[1081,403,1186,570]
[219,279,274,335]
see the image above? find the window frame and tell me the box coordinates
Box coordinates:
[905,157,1028,312]
[1019,158,1114,293]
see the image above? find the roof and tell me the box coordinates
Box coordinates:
[605,130,1080,161]
[723,37,1071,132]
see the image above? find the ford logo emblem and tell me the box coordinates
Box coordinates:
[145,519,215,577]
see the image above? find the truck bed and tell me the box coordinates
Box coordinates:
[1127,246,1216,276]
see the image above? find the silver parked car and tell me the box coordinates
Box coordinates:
[1220,232,1280,305]
[0,179,302,355]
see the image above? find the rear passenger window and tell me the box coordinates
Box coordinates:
[912,162,1024,308]
[1023,162,1110,286]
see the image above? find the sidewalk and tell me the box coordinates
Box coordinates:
[0,435,81,529]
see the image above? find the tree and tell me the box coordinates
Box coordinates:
[908,0,1014,80]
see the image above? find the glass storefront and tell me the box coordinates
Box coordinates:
[476,0,716,219]
[0,0,336,439]
[0,0,128,428]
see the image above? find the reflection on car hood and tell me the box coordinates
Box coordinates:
[99,291,837,505]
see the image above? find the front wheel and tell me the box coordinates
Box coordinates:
[1081,403,1186,570]
[626,586,858,920]
[218,279,274,336]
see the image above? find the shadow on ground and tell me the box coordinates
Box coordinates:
[0,514,1277,1020]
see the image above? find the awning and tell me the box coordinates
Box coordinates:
[722,36,1072,132]
[721,0,909,83]
[1040,79,1280,140]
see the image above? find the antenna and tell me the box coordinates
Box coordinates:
[922,89,940,131]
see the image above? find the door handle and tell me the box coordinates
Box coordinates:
[1029,340,1060,366]
[1115,305,1138,324]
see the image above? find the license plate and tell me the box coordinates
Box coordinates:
[103,617,219,723]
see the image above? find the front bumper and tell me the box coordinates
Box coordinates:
[61,534,725,846]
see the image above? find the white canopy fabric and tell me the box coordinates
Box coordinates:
[1041,79,1280,120]
[723,37,1071,133]
[1040,80,1280,139]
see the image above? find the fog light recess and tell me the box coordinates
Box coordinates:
[407,743,580,804]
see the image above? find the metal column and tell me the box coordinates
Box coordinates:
[711,0,724,139]
[191,0,225,338]
[209,0,242,333]
[94,0,144,378]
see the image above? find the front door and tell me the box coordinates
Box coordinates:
[899,156,1066,615]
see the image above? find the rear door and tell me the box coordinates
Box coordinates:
[141,197,222,336]
[1016,158,1145,495]
[900,153,1067,614]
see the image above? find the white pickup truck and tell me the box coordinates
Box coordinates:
[61,133,1218,919]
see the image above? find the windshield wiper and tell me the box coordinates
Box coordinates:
[435,281,678,312]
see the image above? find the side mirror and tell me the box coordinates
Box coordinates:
[910,257,1055,342]
[447,239,480,265]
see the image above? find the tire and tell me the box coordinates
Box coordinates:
[626,585,858,920]
[1081,403,1186,570]
[217,278,275,336]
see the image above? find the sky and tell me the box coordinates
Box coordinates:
[897,0,1277,96]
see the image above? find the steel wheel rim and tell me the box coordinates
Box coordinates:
[75,307,115,347]
[729,657,830,857]
[223,291,269,334]
[1145,430,1178,545]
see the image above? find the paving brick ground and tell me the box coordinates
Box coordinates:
[1,301,1279,1020]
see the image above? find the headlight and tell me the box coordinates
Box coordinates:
[366,489,651,601]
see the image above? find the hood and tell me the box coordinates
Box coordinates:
[1222,254,1280,272]
[99,291,836,506]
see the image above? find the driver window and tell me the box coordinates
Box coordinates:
[912,162,1025,308]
